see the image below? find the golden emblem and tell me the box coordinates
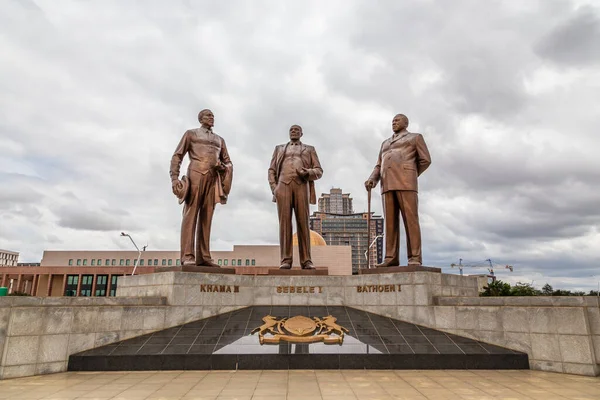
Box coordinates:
[251,315,349,344]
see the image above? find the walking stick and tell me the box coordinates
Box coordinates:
[367,186,372,269]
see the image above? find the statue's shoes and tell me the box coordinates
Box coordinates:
[376,261,399,268]
[279,264,292,269]
[301,262,315,270]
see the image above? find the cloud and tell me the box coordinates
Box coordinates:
[535,5,600,66]
[0,0,599,291]
[55,206,134,232]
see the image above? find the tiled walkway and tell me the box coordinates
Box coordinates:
[1,370,598,400]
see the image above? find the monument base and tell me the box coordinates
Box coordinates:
[268,268,328,276]
[154,265,236,274]
[68,306,528,372]
[359,265,442,274]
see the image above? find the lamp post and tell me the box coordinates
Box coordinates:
[120,232,142,276]
[364,234,384,269]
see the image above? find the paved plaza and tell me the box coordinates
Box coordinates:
[0,370,598,400]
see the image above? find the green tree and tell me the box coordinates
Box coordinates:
[541,283,553,296]
[481,280,512,296]
[552,289,572,296]
[511,282,540,296]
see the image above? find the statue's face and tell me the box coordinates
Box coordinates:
[200,111,215,127]
[289,125,303,141]
[392,115,408,132]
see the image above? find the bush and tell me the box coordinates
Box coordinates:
[481,280,512,296]
[480,281,598,297]
[7,291,30,296]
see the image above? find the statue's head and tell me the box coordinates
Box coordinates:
[289,124,303,141]
[392,114,409,133]
[198,109,214,128]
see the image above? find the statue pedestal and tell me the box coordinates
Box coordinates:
[268,268,328,276]
[358,265,441,274]
[154,265,236,274]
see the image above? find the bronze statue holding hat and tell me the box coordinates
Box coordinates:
[170,109,233,267]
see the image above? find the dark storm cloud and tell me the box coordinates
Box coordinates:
[535,6,600,66]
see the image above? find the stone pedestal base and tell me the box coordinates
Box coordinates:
[268,268,328,276]
[358,265,441,274]
[154,265,236,274]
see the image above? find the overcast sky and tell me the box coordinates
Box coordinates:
[1,0,599,290]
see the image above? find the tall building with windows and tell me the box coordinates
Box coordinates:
[0,249,19,267]
[311,189,384,274]
[318,188,354,214]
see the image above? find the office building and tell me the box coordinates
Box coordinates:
[318,188,353,214]
[310,211,384,274]
[0,249,19,267]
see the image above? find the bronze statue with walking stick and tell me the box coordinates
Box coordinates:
[365,114,431,267]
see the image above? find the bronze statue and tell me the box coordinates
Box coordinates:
[365,114,431,267]
[170,109,233,267]
[268,125,323,269]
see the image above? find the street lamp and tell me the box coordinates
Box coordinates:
[364,235,384,269]
[120,232,141,276]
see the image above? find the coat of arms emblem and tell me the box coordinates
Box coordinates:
[251,315,349,344]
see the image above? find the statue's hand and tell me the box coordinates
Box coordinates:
[215,162,226,172]
[172,180,180,196]
[364,179,375,191]
[296,168,309,179]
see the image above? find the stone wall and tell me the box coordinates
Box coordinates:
[426,296,600,376]
[0,296,169,379]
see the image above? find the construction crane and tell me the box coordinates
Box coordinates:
[450,258,514,277]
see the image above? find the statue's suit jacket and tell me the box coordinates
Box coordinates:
[368,131,431,193]
[268,143,323,204]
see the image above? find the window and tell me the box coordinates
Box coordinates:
[237,259,242,266]
[95,275,108,296]
[140,259,144,266]
[168,259,172,266]
[224,259,228,266]
[119,259,124,266]
[154,259,158,266]
[126,259,130,266]
[231,259,235,266]
[218,259,222,265]
[109,275,122,296]
[162,259,166,266]
[68,259,73,266]
[106,259,110,266]
[245,259,250,266]
[76,259,81,266]
[97,259,102,266]
[111,259,116,266]
[251,259,256,266]
[83,259,87,266]
[176,259,180,266]
[80,275,93,296]
[64,275,79,296]
[91,259,95,266]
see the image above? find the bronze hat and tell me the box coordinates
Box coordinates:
[174,175,190,205]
